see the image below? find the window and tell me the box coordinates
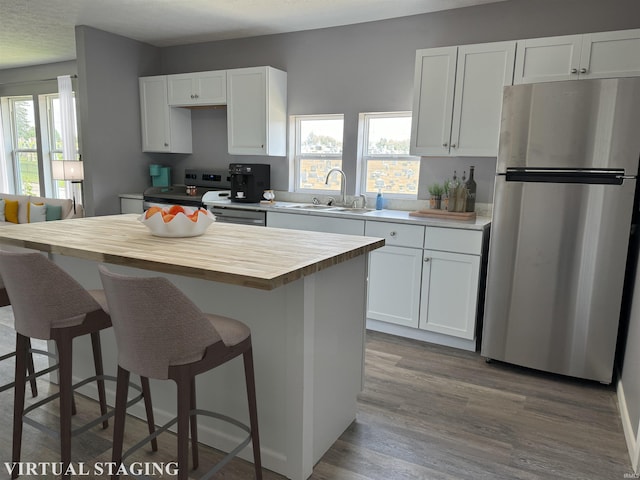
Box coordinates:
[359,112,420,197]
[0,92,77,198]
[292,114,344,192]
[7,97,40,195]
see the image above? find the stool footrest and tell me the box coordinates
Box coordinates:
[120,408,253,480]
[21,375,145,439]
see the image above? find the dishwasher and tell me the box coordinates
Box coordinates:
[208,205,266,226]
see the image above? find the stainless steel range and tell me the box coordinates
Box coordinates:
[143,168,231,210]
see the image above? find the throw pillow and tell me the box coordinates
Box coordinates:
[45,204,63,221]
[28,202,46,223]
[4,199,19,224]
[0,198,5,222]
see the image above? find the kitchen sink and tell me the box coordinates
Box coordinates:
[287,204,337,210]
[333,208,374,214]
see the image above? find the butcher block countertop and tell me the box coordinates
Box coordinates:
[0,214,384,290]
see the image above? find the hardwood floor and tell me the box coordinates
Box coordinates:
[0,306,633,479]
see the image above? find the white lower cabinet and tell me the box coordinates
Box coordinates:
[419,250,480,340]
[367,246,423,328]
[366,222,485,351]
[266,211,487,350]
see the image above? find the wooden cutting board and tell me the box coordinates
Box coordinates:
[409,209,477,221]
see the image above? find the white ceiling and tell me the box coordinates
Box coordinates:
[0,0,508,71]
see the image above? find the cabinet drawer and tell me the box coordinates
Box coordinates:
[365,222,425,248]
[424,227,482,255]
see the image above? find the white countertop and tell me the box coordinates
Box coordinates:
[206,200,491,231]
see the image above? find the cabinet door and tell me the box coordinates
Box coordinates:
[450,41,515,157]
[140,76,171,152]
[419,250,480,340]
[410,47,457,156]
[167,74,196,106]
[227,67,268,155]
[580,29,640,79]
[514,35,582,84]
[168,71,227,106]
[139,76,192,153]
[194,71,226,104]
[367,246,423,328]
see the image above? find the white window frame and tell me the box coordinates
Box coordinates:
[0,93,76,198]
[358,111,420,199]
[290,114,344,194]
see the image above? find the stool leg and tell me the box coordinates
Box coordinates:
[176,373,190,480]
[243,347,262,480]
[11,334,28,479]
[25,339,37,398]
[90,331,109,429]
[140,376,158,451]
[190,378,199,470]
[111,366,130,480]
[57,336,73,480]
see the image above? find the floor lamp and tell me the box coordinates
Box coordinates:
[52,160,84,214]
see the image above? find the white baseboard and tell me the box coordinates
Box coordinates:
[617,379,640,473]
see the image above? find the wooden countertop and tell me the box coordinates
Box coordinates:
[0,214,384,290]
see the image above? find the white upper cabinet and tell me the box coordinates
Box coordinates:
[410,41,515,157]
[581,29,640,79]
[227,66,287,156]
[451,42,516,157]
[410,46,457,157]
[139,76,192,153]
[167,70,227,106]
[514,29,640,84]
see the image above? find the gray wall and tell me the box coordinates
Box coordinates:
[75,25,162,216]
[156,0,640,202]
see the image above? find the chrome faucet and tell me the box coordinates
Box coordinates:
[325,168,347,206]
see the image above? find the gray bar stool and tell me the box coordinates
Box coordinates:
[0,278,41,398]
[0,251,157,479]
[99,265,262,480]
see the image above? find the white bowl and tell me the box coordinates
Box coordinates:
[139,207,216,238]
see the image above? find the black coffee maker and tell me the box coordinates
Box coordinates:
[229,163,271,203]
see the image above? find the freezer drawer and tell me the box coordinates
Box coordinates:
[481,176,636,383]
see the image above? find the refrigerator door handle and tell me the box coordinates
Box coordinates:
[503,167,628,185]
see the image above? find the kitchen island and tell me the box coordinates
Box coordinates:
[0,214,384,480]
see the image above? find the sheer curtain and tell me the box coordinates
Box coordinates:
[0,108,8,192]
[57,75,79,201]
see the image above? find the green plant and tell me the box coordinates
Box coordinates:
[428,183,443,197]
[443,179,450,196]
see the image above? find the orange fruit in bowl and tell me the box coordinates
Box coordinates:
[162,213,176,223]
[168,205,186,216]
[145,206,162,219]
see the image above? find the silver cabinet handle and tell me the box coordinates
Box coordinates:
[190,94,195,99]
[580,68,587,74]
[389,231,397,237]
[442,143,448,147]
[571,68,578,74]
[424,257,430,262]
[451,143,457,148]
[164,142,169,147]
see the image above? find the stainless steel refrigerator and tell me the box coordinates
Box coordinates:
[481,77,640,384]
